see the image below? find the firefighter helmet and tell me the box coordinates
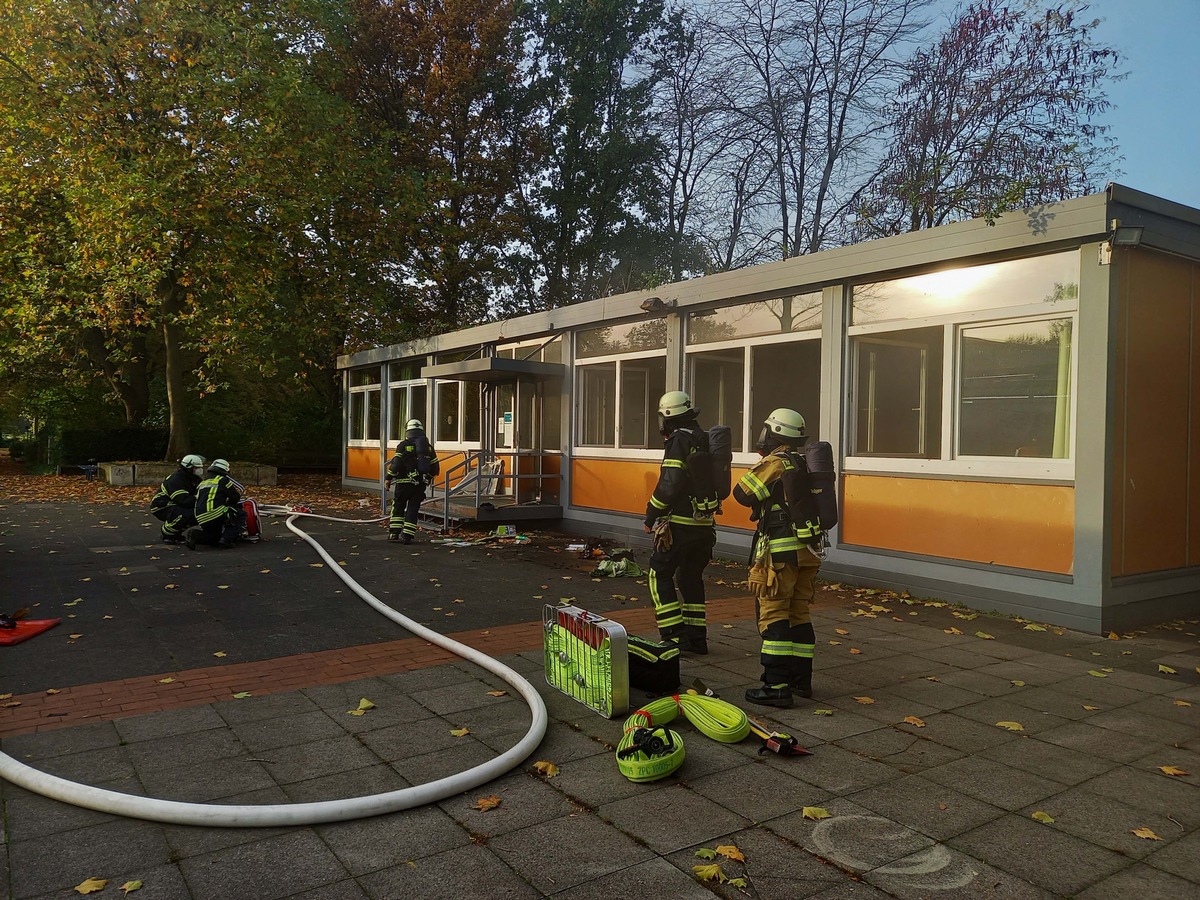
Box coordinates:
[756,407,806,454]
[181,454,205,473]
[657,390,695,420]
[405,418,423,432]
[209,458,231,473]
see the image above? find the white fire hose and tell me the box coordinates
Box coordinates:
[0,507,548,827]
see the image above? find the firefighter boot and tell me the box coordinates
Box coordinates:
[745,684,793,708]
[184,526,201,551]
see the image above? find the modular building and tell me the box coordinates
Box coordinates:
[337,184,1200,633]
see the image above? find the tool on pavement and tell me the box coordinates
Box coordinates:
[747,715,812,756]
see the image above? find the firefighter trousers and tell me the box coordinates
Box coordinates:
[648,524,715,645]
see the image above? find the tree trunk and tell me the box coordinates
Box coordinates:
[158,280,191,460]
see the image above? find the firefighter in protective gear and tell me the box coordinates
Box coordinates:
[385,419,440,544]
[185,459,246,550]
[644,390,717,654]
[734,407,821,708]
[150,454,205,543]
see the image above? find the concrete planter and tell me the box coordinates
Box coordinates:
[100,462,278,487]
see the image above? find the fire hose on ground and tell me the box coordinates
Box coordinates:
[0,506,548,827]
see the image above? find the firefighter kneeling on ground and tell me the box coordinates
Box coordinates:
[150,454,205,544]
[734,408,822,708]
[643,390,717,655]
[386,418,440,544]
[185,459,246,550]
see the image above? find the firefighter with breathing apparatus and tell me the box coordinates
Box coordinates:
[644,390,718,654]
[150,454,205,544]
[734,408,824,708]
[385,419,440,544]
[185,458,246,549]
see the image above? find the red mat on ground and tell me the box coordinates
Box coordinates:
[0,618,61,646]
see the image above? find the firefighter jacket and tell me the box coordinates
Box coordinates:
[150,466,201,514]
[386,430,440,488]
[644,424,716,529]
[733,448,820,564]
[195,473,242,525]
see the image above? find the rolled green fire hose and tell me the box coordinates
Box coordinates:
[615,692,750,782]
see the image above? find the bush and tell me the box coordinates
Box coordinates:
[55,428,169,465]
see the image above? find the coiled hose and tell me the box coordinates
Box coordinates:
[615,692,751,782]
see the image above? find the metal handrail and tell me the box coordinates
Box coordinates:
[427,449,564,532]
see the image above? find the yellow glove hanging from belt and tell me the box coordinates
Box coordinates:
[747,534,778,599]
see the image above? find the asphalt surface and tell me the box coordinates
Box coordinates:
[2,491,1199,900]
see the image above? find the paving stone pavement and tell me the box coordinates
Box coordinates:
[2,500,1199,899]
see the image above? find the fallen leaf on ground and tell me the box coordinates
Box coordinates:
[1131,827,1162,841]
[693,863,726,883]
[1159,765,1189,777]
[1173,699,1192,707]
[849,648,862,655]
[120,881,143,895]
[46,688,60,694]
[829,640,842,645]
[995,721,1025,731]
[232,691,252,699]
[474,795,501,811]
[854,696,875,705]
[356,698,376,711]
[902,716,926,727]
[1024,624,1046,632]
[451,727,470,736]
[158,678,175,684]
[716,845,745,862]
[213,651,227,658]
[728,877,748,888]
[259,569,271,574]
[1031,811,1055,824]
[1087,670,1107,678]
[813,709,835,716]
[835,628,849,635]
[694,848,716,860]
[1157,665,1177,675]
[74,878,108,894]
[486,690,507,697]
[69,633,83,639]
[1082,705,1100,710]
[1010,680,1026,687]
[802,806,832,820]
[944,627,963,635]
[975,631,994,640]
[1108,631,1120,640]
[532,760,559,778]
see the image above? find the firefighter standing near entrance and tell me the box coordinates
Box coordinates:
[386,419,440,544]
[644,390,718,654]
[150,454,205,544]
[734,408,822,708]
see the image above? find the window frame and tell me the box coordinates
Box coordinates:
[346,367,381,447]
[573,347,668,458]
[685,322,823,466]
[844,308,1079,481]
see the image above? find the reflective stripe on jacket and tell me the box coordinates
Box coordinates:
[195,474,241,524]
[733,450,819,562]
[645,425,715,529]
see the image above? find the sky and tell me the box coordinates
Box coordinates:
[1076,0,1200,209]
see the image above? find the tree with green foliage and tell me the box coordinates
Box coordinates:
[856,0,1121,236]
[0,0,379,458]
[503,0,668,312]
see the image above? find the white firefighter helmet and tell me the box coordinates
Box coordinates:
[209,458,231,473]
[406,418,423,431]
[657,390,695,420]
[181,454,205,474]
[764,408,806,442]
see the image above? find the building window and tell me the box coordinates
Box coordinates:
[435,380,482,445]
[852,327,943,457]
[388,384,428,441]
[959,319,1073,459]
[576,323,667,449]
[347,367,381,443]
[686,293,823,452]
[847,252,1078,470]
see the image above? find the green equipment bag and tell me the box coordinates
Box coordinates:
[627,635,680,695]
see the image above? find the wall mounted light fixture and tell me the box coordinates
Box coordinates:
[1099,218,1145,265]
[639,296,677,313]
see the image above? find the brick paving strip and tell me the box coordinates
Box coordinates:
[1,595,754,738]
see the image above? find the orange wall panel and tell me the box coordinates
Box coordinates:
[841,475,1074,574]
[1112,250,1196,576]
[346,448,380,480]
